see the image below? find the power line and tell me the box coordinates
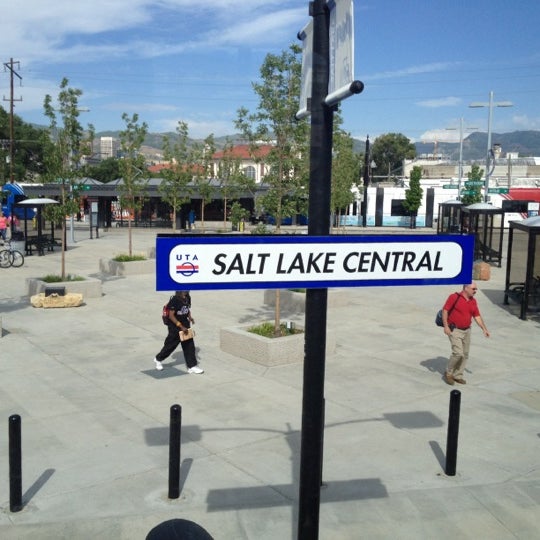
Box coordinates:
[2,58,22,184]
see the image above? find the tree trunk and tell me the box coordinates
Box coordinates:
[274,290,281,337]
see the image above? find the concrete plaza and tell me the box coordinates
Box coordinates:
[1,225,539,539]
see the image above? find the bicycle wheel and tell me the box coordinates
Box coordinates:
[0,249,13,268]
[11,249,24,268]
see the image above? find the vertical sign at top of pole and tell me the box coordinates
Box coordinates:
[297,0,363,119]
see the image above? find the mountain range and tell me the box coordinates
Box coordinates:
[413,130,540,160]
[93,130,540,162]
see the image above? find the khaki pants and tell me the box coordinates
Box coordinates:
[447,328,471,378]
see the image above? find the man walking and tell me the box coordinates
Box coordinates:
[154,290,204,374]
[442,282,490,385]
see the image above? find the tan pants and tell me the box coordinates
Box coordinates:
[446,328,471,378]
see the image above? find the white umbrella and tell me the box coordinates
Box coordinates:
[16,198,59,205]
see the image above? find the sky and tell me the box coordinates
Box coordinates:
[2,0,539,146]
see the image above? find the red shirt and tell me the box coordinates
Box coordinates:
[444,292,480,329]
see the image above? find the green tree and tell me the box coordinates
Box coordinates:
[0,105,46,183]
[235,43,309,336]
[462,164,484,205]
[42,78,88,278]
[235,43,310,232]
[118,112,149,256]
[159,121,195,231]
[81,157,121,183]
[331,125,360,228]
[403,165,423,229]
[229,200,250,228]
[371,133,416,183]
[192,134,216,230]
[216,139,249,229]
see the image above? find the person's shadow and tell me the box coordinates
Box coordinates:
[420,356,447,376]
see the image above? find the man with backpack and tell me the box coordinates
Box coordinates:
[442,282,490,385]
[154,290,204,374]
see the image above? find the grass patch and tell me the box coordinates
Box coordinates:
[112,254,147,262]
[41,274,85,283]
[248,321,303,338]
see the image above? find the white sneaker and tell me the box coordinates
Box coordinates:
[154,358,163,371]
[188,365,204,374]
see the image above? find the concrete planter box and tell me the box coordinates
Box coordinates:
[220,324,336,367]
[26,276,103,298]
[99,258,155,276]
[264,289,350,312]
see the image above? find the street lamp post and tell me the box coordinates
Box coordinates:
[469,91,513,202]
[446,118,477,200]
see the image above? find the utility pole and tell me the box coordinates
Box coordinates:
[3,58,23,184]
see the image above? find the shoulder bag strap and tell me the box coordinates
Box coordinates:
[448,292,461,316]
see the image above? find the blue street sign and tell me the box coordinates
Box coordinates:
[156,234,474,291]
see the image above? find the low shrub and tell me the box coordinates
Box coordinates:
[248,321,302,338]
[41,274,85,282]
[251,223,270,235]
[113,254,147,262]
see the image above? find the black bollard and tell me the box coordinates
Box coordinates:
[168,404,182,499]
[445,389,461,476]
[9,414,23,512]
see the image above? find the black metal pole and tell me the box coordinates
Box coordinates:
[168,404,182,499]
[362,136,370,228]
[445,390,461,476]
[298,1,333,538]
[9,414,23,512]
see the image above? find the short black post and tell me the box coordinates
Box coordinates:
[9,414,23,512]
[168,404,182,499]
[445,390,461,476]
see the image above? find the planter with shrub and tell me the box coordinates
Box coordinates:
[26,274,102,298]
[99,253,155,276]
[220,322,336,366]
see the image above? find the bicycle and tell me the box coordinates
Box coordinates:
[0,241,25,268]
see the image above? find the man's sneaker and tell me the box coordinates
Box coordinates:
[454,377,467,384]
[188,365,204,374]
[154,358,164,371]
[444,372,454,385]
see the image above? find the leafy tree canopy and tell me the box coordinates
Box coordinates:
[371,133,416,182]
[0,105,47,183]
[235,43,309,229]
[462,164,484,205]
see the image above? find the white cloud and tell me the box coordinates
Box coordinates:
[209,8,306,47]
[512,114,540,130]
[419,129,461,143]
[1,1,306,66]
[417,97,462,108]
[365,62,460,81]
[157,117,236,139]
